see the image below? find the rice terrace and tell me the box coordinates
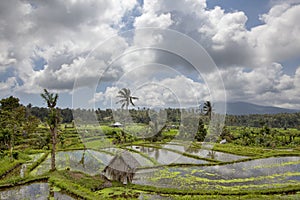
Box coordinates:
[0,92,300,199]
[1,0,300,199]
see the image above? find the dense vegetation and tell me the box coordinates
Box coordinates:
[0,94,300,199]
[26,105,300,128]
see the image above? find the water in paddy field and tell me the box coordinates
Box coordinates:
[1,153,45,180]
[102,147,155,166]
[0,182,75,200]
[134,156,300,190]
[161,144,248,162]
[129,144,247,163]
[30,150,114,176]
[129,145,208,164]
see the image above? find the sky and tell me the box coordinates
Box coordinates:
[0,0,300,110]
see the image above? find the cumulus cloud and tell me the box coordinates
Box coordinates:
[0,77,18,98]
[212,63,300,108]
[0,0,300,109]
[92,75,210,108]
[250,4,300,63]
[0,0,138,94]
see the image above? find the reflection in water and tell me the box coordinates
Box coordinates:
[165,144,247,162]
[134,156,300,190]
[31,150,114,176]
[30,149,153,176]
[191,149,247,162]
[185,145,200,154]
[207,150,217,160]
[20,164,27,178]
[130,146,208,164]
[79,148,86,168]
[0,182,75,200]
[138,144,247,162]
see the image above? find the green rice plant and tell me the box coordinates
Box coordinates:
[27,151,50,173]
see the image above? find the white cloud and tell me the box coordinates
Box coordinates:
[92,75,210,108]
[0,0,137,93]
[134,12,173,28]
[250,4,300,63]
[214,63,300,108]
[0,77,18,99]
[0,0,300,109]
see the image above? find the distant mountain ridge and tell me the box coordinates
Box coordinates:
[218,102,299,115]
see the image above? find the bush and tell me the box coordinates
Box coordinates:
[12,151,19,159]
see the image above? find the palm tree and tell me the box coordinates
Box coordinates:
[116,88,138,110]
[116,88,138,143]
[203,101,212,120]
[41,89,59,171]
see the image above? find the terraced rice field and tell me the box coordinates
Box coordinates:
[0,182,75,200]
[1,142,300,199]
[134,156,300,191]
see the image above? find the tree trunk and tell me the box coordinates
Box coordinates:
[50,127,57,171]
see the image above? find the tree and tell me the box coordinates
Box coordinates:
[203,101,212,119]
[116,88,138,141]
[0,96,26,160]
[116,88,138,110]
[195,119,207,142]
[41,89,59,171]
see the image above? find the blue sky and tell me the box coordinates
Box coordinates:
[0,0,300,110]
[207,0,270,29]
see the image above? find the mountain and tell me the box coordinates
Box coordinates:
[218,102,299,115]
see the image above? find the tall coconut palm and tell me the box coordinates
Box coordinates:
[41,89,59,171]
[203,101,212,120]
[116,88,138,110]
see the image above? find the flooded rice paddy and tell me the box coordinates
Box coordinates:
[0,182,75,200]
[134,156,300,190]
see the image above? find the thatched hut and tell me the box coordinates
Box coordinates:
[102,151,141,184]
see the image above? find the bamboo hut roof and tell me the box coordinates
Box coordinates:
[104,151,141,172]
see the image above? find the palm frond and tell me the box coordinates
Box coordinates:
[116,88,138,109]
[121,103,126,109]
[41,89,58,108]
[130,98,135,106]
[116,99,126,104]
[118,91,125,97]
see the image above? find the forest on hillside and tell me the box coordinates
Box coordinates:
[27,105,300,128]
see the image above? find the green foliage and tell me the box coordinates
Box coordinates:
[97,187,140,199]
[129,182,300,196]
[41,89,60,171]
[1,94,300,199]
[0,151,30,179]
[0,157,23,177]
[27,152,50,173]
[49,170,106,200]
[226,112,300,128]
[173,194,300,200]
[0,96,20,111]
[229,126,300,148]
[0,175,48,188]
[195,119,207,142]
[178,116,207,142]
[0,96,29,160]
